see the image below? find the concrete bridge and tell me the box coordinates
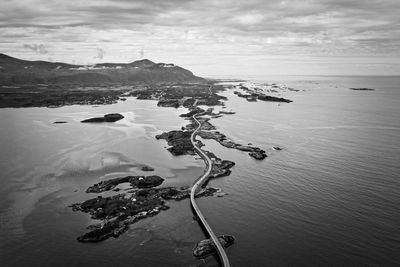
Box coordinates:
[190,110,231,267]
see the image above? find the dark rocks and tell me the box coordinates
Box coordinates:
[182,98,196,108]
[0,85,125,108]
[135,175,164,188]
[209,160,235,179]
[257,94,292,103]
[349,87,375,91]
[154,187,191,201]
[156,130,195,156]
[133,90,153,99]
[131,83,228,109]
[249,150,267,160]
[219,140,236,148]
[234,87,292,103]
[198,129,267,160]
[71,192,166,242]
[193,235,235,259]
[218,111,235,115]
[198,130,225,141]
[81,113,124,123]
[86,175,164,193]
[236,145,256,152]
[77,220,129,242]
[53,121,67,124]
[273,146,282,151]
[195,187,219,198]
[141,166,154,171]
[179,107,204,118]
[157,99,180,108]
[70,185,219,242]
[204,151,236,182]
[199,119,216,131]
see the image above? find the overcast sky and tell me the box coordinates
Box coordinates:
[1,0,399,76]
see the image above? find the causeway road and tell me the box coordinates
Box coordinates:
[190,114,231,267]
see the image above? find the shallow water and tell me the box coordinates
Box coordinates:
[1,75,400,266]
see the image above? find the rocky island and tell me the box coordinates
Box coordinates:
[81,113,124,123]
[349,87,375,91]
[193,235,235,259]
[85,175,164,193]
[70,175,221,243]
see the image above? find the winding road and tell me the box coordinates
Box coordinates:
[190,113,231,267]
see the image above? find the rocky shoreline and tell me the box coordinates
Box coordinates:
[0,84,128,108]
[233,83,292,103]
[155,130,195,156]
[86,175,164,193]
[70,175,222,243]
[193,235,235,259]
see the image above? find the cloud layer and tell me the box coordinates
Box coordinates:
[1,0,399,75]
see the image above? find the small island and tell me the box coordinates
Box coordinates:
[349,87,375,91]
[70,175,221,243]
[81,113,124,123]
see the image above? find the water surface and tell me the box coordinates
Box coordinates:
[1,75,399,266]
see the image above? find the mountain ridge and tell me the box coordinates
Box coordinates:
[0,53,205,85]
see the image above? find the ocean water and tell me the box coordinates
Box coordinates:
[0,75,399,266]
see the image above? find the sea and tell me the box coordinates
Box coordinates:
[0,75,399,266]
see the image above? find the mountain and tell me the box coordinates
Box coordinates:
[0,53,205,85]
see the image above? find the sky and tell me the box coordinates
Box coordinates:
[1,0,400,76]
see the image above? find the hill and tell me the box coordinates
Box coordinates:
[0,53,205,85]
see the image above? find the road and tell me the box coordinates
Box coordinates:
[190,114,231,267]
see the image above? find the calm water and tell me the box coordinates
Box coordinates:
[0,75,399,266]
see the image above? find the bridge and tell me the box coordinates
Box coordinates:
[190,106,231,267]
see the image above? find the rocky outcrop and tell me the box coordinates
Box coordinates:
[349,88,375,91]
[234,90,292,103]
[249,150,267,160]
[198,129,267,160]
[193,235,235,258]
[70,186,220,242]
[179,107,205,118]
[81,113,124,123]
[155,130,195,156]
[209,159,235,179]
[157,99,180,108]
[141,166,154,171]
[257,94,292,103]
[203,151,235,182]
[86,175,164,193]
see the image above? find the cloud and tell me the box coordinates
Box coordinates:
[1,0,399,75]
[235,13,264,26]
[23,44,48,54]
